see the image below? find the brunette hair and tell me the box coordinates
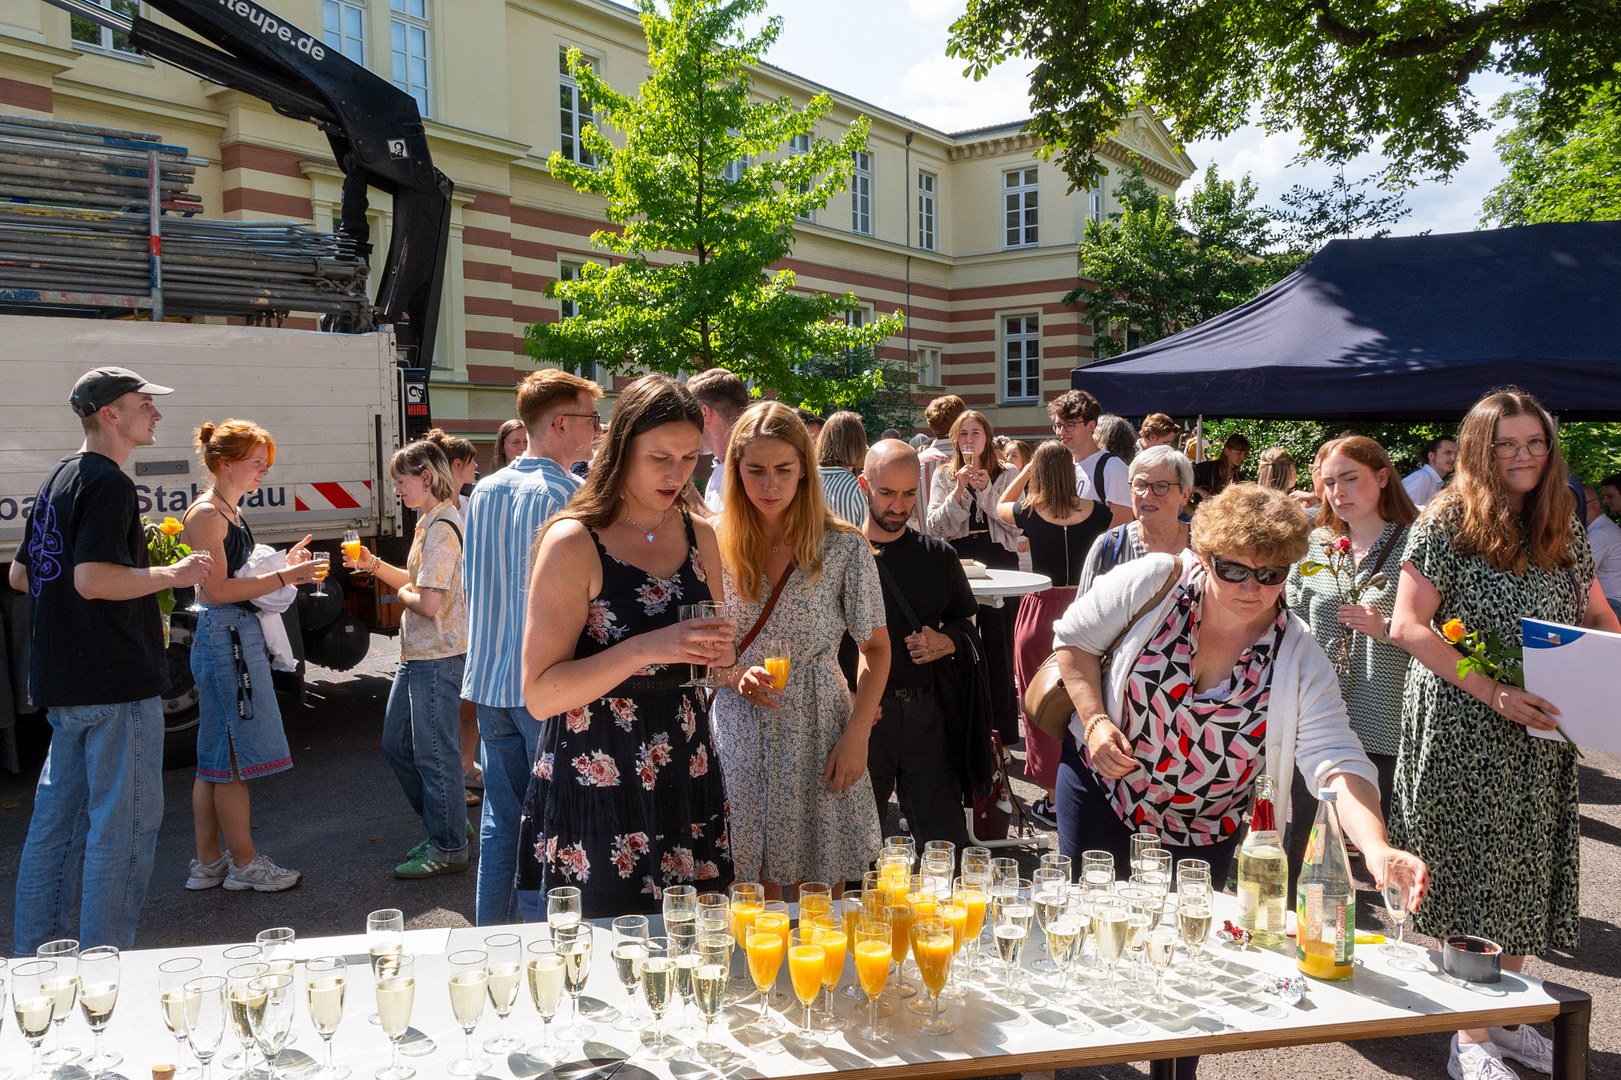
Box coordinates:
[1255,446,1295,492]
[495,418,526,466]
[718,401,862,603]
[1430,388,1576,573]
[1047,389,1101,425]
[997,436,1036,470]
[516,368,601,431]
[1139,413,1180,442]
[947,410,1006,484]
[1020,440,1083,517]
[1191,483,1311,566]
[923,394,967,438]
[1313,435,1418,532]
[389,439,455,503]
[817,411,868,470]
[424,427,476,465]
[195,418,275,474]
[687,367,750,422]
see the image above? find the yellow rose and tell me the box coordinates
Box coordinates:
[1440,618,1466,644]
[159,517,184,536]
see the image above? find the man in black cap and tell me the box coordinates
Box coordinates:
[9,366,212,951]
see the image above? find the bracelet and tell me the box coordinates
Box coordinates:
[275,569,286,587]
[1083,712,1111,740]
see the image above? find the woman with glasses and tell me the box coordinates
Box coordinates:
[1388,389,1618,1080]
[1078,446,1194,593]
[1048,484,1425,907]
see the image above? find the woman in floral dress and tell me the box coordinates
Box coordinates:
[1389,389,1620,1080]
[713,402,890,892]
[515,376,736,917]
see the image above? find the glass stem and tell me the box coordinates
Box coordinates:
[930,991,941,1025]
[869,997,879,1030]
[323,1034,334,1069]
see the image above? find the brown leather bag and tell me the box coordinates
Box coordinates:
[1021,560,1180,742]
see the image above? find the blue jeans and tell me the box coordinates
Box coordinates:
[15,698,164,953]
[382,656,468,862]
[474,703,540,926]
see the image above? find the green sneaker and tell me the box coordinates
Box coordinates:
[394,851,469,879]
[404,822,474,863]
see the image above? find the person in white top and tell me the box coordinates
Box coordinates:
[687,367,749,513]
[1047,389,1133,526]
[1401,435,1457,507]
[1583,485,1621,621]
[916,394,967,534]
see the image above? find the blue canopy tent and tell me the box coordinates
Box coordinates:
[1070,221,1621,421]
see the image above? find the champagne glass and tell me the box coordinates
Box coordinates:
[342,530,364,574]
[990,856,1020,886]
[812,914,849,1029]
[546,886,583,931]
[1031,867,1067,973]
[961,846,992,878]
[36,938,80,1067]
[1129,831,1160,875]
[446,949,490,1077]
[1081,849,1116,892]
[757,900,791,1009]
[1045,888,1088,1007]
[256,928,297,991]
[1177,886,1214,985]
[1176,858,1212,894]
[762,636,791,692]
[640,936,680,1059]
[1145,924,1179,1005]
[1136,850,1173,898]
[305,956,351,1080]
[692,933,731,1055]
[77,946,120,1077]
[991,880,1033,1007]
[226,961,270,1080]
[678,601,727,689]
[248,973,295,1080]
[786,924,826,1046]
[933,895,970,1004]
[839,892,873,1001]
[555,923,595,1042]
[1039,851,1074,879]
[909,916,955,1035]
[885,901,917,1000]
[697,891,730,932]
[159,956,205,1080]
[0,965,10,1080]
[13,959,59,1080]
[1383,855,1424,962]
[309,551,332,597]
[482,933,524,1053]
[365,909,404,1025]
[664,883,700,1029]
[374,953,417,1080]
[1119,884,1160,999]
[524,939,565,1066]
[610,915,650,1031]
[853,917,893,1040]
[1092,894,1131,1003]
[181,976,228,1080]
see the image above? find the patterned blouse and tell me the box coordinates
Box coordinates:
[1108,568,1286,845]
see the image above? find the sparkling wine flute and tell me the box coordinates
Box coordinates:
[305,956,352,1080]
[525,939,565,1066]
[35,938,81,1067]
[611,915,650,1032]
[159,956,206,1080]
[374,953,417,1080]
[482,933,525,1053]
[365,909,404,1026]
[77,946,121,1078]
[445,949,490,1077]
[309,551,332,597]
[555,923,595,1042]
[13,959,59,1080]
[853,917,893,1040]
[640,936,681,1059]
[181,976,228,1080]
[248,973,295,1080]
[226,961,271,1080]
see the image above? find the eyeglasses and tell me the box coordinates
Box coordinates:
[1052,420,1087,433]
[558,412,604,429]
[1491,437,1550,460]
[1130,479,1178,497]
[1209,557,1289,587]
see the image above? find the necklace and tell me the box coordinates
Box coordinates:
[622,501,672,543]
[206,487,243,525]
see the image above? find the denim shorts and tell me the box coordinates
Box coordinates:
[191,604,293,783]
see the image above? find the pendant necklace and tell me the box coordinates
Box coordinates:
[622,500,672,543]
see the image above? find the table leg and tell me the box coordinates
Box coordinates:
[1148,1058,1179,1080]
[1546,979,1591,1080]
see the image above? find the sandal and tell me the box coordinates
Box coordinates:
[465,788,482,806]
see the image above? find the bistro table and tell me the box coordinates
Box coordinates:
[968,568,1051,609]
[13,900,1588,1080]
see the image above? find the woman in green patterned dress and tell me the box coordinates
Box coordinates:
[1389,389,1620,1080]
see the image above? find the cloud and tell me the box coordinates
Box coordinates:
[890,52,1036,132]
[906,0,961,23]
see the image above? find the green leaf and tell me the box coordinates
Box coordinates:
[1298,562,1327,576]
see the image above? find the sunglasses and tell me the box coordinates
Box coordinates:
[1209,557,1289,587]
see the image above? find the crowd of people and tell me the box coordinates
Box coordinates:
[12,362,1621,1080]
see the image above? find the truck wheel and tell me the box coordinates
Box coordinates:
[162,618,200,771]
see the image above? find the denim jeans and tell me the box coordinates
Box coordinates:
[382,656,468,862]
[14,697,165,953]
[474,702,541,926]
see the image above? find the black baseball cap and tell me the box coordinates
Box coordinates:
[69,366,175,417]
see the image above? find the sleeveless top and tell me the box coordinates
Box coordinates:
[1013,501,1112,588]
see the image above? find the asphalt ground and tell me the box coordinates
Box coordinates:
[1,635,1616,1079]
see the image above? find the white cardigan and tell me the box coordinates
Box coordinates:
[1051,552,1378,828]
[926,462,1023,554]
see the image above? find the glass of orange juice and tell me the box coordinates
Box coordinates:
[744,908,787,1034]
[853,917,893,1039]
[909,917,956,1035]
[885,903,916,999]
[341,530,363,570]
[786,924,825,1043]
[810,914,848,1028]
[762,638,790,690]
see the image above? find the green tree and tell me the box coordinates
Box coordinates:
[1480,77,1621,227]
[1069,169,1286,358]
[796,346,920,440]
[527,0,902,407]
[1269,172,1415,274]
[945,0,1621,190]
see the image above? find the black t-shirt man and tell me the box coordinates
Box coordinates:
[17,451,167,706]
[868,527,979,687]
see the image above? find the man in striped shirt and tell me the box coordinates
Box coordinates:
[461,368,601,925]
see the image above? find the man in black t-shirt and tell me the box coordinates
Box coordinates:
[858,440,978,848]
[9,367,211,952]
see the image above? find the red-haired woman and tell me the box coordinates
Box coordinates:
[1389,389,1620,1080]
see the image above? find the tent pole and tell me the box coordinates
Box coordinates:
[1195,415,1205,461]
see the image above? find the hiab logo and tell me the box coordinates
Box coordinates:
[388,140,409,160]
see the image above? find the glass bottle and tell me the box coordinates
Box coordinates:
[1236,773,1288,946]
[1296,787,1355,981]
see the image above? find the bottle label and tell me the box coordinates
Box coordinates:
[1303,883,1324,943]
[1237,882,1258,918]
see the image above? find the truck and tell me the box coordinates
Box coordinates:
[1,0,454,768]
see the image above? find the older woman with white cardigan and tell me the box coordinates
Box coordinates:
[1050,484,1427,893]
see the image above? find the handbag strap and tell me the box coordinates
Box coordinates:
[873,552,924,634]
[736,560,797,658]
[1100,560,1180,663]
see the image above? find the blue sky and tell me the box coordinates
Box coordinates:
[757,0,1516,237]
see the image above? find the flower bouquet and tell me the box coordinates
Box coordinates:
[143,516,190,642]
[1441,617,1581,755]
[1298,535,1389,678]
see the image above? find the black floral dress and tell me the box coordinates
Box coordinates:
[516,512,734,915]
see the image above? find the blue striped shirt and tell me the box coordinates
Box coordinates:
[460,456,582,707]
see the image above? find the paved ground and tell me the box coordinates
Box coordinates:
[1,637,1616,1078]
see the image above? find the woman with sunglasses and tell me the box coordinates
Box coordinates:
[1077,446,1194,592]
[1388,389,1618,1080]
[1048,484,1425,913]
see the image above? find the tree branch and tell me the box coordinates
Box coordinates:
[1303,0,1568,60]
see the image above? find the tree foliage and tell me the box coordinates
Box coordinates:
[945,0,1621,190]
[1069,169,1287,358]
[796,346,920,440]
[526,0,902,408]
[1480,77,1621,227]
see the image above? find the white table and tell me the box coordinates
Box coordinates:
[968,568,1051,608]
[11,902,1587,1080]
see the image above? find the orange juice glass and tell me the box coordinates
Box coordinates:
[853,920,893,1040]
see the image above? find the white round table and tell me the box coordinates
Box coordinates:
[968,568,1052,607]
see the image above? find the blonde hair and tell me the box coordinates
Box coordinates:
[1255,446,1295,491]
[195,419,275,474]
[947,410,1005,484]
[424,427,476,465]
[817,411,868,470]
[1020,440,1083,516]
[718,401,862,603]
[1191,483,1311,565]
[389,439,455,504]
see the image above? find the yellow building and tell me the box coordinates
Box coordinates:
[0,0,1195,450]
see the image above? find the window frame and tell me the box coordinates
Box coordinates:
[916,169,937,252]
[322,0,367,65]
[70,0,142,58]
[389,0,432,119]
[914,345,943,389]
[558,47,597,168]
[1088,186,1104,226]
[851,150,873,236]
[1001,313,1042,404]
[557,260,604,385]
[1003,166,1039,249]
[789,133,813,223]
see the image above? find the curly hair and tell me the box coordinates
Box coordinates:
[1191,483,1310,566]
[195,418,275,474]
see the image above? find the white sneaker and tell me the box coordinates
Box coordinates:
[223,854,302,892]
[1449,1036,1522,1080]
[185,853,231,891]
[1490,1026,1553,1073]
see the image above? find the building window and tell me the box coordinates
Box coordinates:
[1087,185,1104,225]
[557,262,603,384]
[559,49,595,168]
[789,133,812,222]
[71,0,140,55]
[1004,167,1038,248]
[851,150,872,236]
[917,170,937,252]
[915,346,942,388]
[723,155,748,183]
[1003,314,1041,402]
[390,0,430,118]
[323,0,366,64]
